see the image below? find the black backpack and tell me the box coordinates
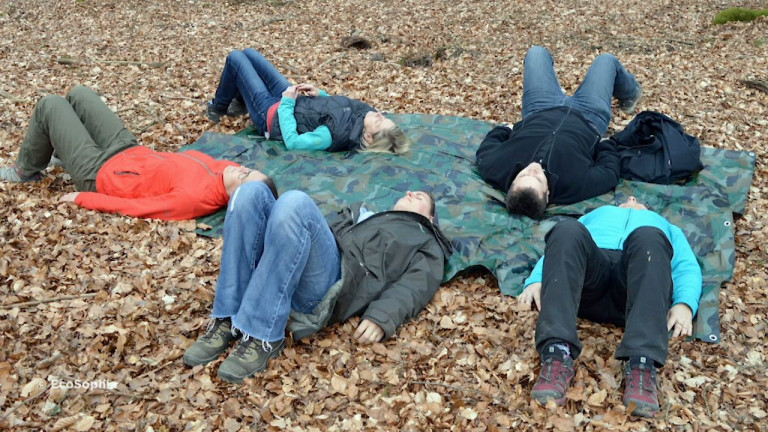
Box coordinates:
[611,111,703,184]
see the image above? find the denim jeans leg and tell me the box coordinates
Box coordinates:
[242,48,291,97]
[522,46,567,119]
[567,53,639,135]
[212,50,282,132]
[212,51,243,112]
[232,190,341,342]
[212,181,276,319]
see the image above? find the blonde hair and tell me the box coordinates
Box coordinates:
[360,125,412,155]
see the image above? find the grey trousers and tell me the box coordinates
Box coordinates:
[16,86,137,191]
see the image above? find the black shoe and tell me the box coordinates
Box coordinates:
[619,84,643,114]
[226,98,248,117]
[206,100,225,124]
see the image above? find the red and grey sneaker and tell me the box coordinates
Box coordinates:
[531,345,575,406]
[623,356,660,417]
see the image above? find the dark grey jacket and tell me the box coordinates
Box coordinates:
[288,203,453,340]
[271,95,375,152]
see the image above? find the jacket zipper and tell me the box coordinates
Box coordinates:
[543,106,572,168]
[620,210,632,249]
[177,152,217,176]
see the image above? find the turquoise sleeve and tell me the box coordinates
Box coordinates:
[277,97,333,151]
[524,256,544,288]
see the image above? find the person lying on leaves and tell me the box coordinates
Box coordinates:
[207,48,411,154]
[518,196,702,417]
[0,86,276,220]
[183,185,452,383]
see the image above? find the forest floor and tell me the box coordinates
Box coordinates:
[0,0,766,430]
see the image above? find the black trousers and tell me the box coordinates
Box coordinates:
[535,218,673,366]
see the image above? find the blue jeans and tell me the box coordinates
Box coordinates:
[212,48,291,133]
[521,46,639,135]
[212,182,342,342]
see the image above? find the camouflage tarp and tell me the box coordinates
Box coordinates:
[183,114,756,343]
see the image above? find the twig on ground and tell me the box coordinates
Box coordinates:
[38,351,64,369]
[135,360,174,380]
[90,389,156,401]
[407,380,503,403]
[0,293,97,309]
[136,120,162,134]
[318,52,347,70]
[740,79,768,94]
[263,16,289,24]
[0,384,50,423]
[57,58,165,68]
[160,94,206,102]
[0,89,23,102]
[114,106,163,133]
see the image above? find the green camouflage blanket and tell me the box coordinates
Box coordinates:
[183,114,755,343]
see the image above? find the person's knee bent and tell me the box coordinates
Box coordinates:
[544,218,590,245]
[525,45,551,63]
[66,85,97,104]
[225,49,248,69]
[242,47,266,61]
[35,94,71,118]
[227,180,274,215]
[592,53,619,68]
[625,226,672,252]
[269,190,316,229]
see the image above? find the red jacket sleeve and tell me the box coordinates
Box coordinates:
[75,190,205,220]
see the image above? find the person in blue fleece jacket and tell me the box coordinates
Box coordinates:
[206,48,409,154]
[518,196,702,418]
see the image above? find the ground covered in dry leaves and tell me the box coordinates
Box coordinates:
[0,0,766,430]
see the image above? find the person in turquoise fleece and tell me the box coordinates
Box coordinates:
[206,48,410,154]
[518,196,702,418]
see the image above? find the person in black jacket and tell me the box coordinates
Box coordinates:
[476,46,643,218]
[183,181,452,383]
[206,48,410,154]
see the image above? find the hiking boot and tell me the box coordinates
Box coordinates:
[183,318,240,367]
[226,98,248,117]
[531,345,575,406]
[619,83,643,114]
[218,337,285,383]
[623,356,659,417]
[206,100,225,124]
[0,165,42,183]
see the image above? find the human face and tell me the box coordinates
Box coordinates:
[510,162,549,202]
[392,191,434,220]
[363,111,396,143]
[618,196,648,210]
[222,165,268,196]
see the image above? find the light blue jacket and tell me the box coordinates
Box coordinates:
[524,206,703,316]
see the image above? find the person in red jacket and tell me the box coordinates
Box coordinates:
[0,86,276,220]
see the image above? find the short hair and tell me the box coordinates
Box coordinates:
[360,125,412,155]
[262,176,279,199]
[505,187,547,219]
[424,191,439,225]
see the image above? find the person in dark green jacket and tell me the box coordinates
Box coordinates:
[207,48,410,154]
[183,182,452,383]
